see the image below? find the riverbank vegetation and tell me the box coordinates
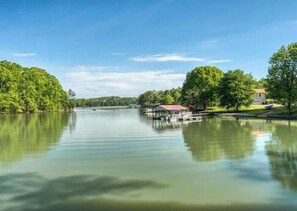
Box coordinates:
[74,96,138,107]
[1,43,296,115]
[138,88,181,106]
[204,105,283,115]
[0,61,73,114]
[138,42,297,116]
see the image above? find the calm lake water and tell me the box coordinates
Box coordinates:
[0,108,297,211]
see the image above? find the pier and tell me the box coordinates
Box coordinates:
[152,105,208,122]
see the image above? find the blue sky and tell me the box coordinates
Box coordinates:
[0,0,296,97]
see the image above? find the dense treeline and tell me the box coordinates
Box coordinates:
[139,42,297,114]
[74,96,138,107]
[0,61,72,113]
[138,88,181,107]
[266,42,297,114]
[138,69,257,110]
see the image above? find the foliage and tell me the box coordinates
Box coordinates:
[266,42,297,115]
[67,89,76,109]
[138,88,181,107]
[74,96,138,107]
[219,69,255,111]
[256,78,267,89]
[0,61,71,113]
[181,66,223,110]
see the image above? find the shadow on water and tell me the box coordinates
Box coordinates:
[0,112,76,163]
[0,173,296,211]
[182,118,256,161]
[265,122,297,192]
[0,173,167,211]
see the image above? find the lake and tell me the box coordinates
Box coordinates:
[0,108,297,211]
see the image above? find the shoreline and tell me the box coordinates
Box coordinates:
[200,112,297,120]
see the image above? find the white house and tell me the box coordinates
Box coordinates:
[253,89,266,105]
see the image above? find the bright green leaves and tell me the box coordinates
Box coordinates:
[0,61,71,113]
[267,42,297,114]
[219,70,255,111]
[181,66,224,110]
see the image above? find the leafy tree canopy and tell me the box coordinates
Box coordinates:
[181,66,223,110]
[0,60,71,113]
[266,42,297,115]
[219,69,255,111]
[138,88,181,107]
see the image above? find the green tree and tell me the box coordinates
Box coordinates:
[266,42,297,115]
[256,78,267,89]
[219,69,255,111]
[0,60,71,113]
[170,87,182,104]
[163,93,174,104]
[138,90,161,106]
[181,66,223,110]
[68,89,76,109]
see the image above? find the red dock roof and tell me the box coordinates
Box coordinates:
[154,105,187,111]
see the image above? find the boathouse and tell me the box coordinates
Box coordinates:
[153,105,188,121]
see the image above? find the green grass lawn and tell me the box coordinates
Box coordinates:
[203,104,284,116]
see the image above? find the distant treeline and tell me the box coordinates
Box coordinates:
[0,61,73,114]
[74,96,138,107]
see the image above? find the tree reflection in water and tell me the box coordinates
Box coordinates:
[0,112,73,162]
[266,122,297,192]
[182,118,256,161]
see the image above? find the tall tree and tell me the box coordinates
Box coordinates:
[181,66,223,110]
[266,42,297,115]
[256,78,267,89]
[68,89,76,109]
[219,69,255,111]
[0,61,71,113]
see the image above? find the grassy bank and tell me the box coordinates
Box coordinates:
[202,104,296,116]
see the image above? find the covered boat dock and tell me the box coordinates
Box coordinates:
[153,105,198,121]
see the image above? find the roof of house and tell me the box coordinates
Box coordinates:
[255,89,266,94]
[153,105,187,111]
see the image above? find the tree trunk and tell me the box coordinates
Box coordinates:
[235,104,239,112]
[288,101,292,116]
[203,102,207,110]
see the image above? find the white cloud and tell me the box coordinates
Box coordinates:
[71,65,123,72]
[130,53,231,64]
[12,52,36,57]
[111,52,126,56]
[64,67,185,98]
[208,59,231,63]
[130,53,206,62]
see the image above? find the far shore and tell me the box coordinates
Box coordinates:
[199,112,297,120]
[141,104,297,120]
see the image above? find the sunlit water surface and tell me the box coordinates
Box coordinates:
[0,108,296,210]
